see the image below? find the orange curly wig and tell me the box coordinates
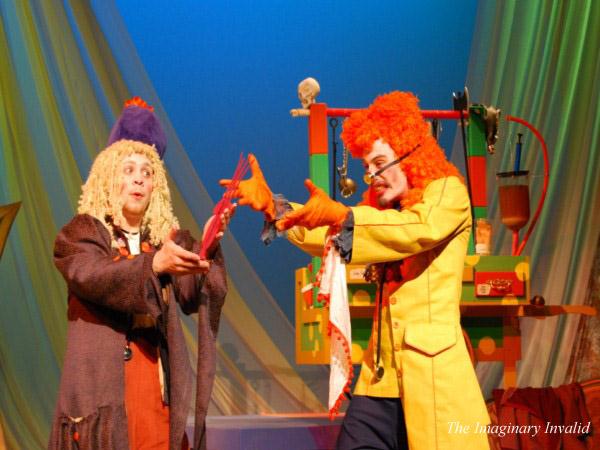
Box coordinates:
[341,91,462,209]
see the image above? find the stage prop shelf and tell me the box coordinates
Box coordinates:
[290,84,596,388]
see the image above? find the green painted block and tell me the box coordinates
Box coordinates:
[461,317,503,348]
[467,105,488,157]
[462,283,476,301]
[348,283,377,305]
[309,154,330,195]
[301,321,325,351]
[351,318,372,349]
[468,234,475,255]
[467,255,528,271]
[474,206,487,219]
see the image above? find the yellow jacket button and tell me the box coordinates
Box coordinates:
[390,297,397,305]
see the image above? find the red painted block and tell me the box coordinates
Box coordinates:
[474,271,525,297]
[467,156,487,207]
[308,103,329,155]
[302,283,314,308]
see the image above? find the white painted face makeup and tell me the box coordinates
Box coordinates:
[362,139,410,207]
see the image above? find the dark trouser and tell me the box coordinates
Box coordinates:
[336,395,409,450]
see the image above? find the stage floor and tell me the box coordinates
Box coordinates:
[201,413,344,450]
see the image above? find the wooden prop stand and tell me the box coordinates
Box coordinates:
[293,100,595,389]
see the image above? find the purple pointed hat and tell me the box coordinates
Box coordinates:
[107,97,167,159]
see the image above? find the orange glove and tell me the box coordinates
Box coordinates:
[219,153,275,221]
[276,179,349,231]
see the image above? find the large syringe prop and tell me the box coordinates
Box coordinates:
[505,115,550,256]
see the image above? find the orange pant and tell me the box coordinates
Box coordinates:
[124,336,170,450]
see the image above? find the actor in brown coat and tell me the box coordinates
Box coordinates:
[48,99,230,450]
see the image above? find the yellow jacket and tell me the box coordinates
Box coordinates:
[288,177,490,449]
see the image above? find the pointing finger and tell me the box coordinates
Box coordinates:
[248,153,260,173]
[304,179,320,196]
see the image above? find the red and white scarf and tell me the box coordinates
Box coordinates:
[316,236,353,418]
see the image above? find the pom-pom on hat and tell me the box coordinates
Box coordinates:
[341,91,429,159]
[107,97,167,159]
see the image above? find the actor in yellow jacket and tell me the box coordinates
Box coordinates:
[285,176,490,449]
[223,91,490,449]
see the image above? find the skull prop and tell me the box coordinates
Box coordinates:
[298,77,320,109]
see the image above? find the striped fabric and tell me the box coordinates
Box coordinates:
[452,0,600,395]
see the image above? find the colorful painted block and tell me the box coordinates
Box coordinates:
[468,156,487,206]
[466,105,488,157]
[296,266,376,364]
[296,268,329,364]
[462,255,530,303]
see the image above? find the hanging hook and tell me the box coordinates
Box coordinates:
[337,143,357,198]
[329,118,339,200]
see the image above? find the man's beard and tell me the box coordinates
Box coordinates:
[377,195,391,207]
[377,193,402,210]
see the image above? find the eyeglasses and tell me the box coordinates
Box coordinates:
[363,158,403,185]
[362,144,420,185]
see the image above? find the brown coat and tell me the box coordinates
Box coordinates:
[48,214,227,450]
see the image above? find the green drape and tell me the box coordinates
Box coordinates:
[0,2,327,448]
[453,0,600,395]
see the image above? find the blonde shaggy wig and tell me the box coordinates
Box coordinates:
[78,139,178,247]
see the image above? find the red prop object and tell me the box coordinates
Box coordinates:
[474,271,525,297]
[199,153,249,259]
[325,108,465,120]
[467,155,487,207]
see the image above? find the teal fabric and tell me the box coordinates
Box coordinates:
[453,0,600,395]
